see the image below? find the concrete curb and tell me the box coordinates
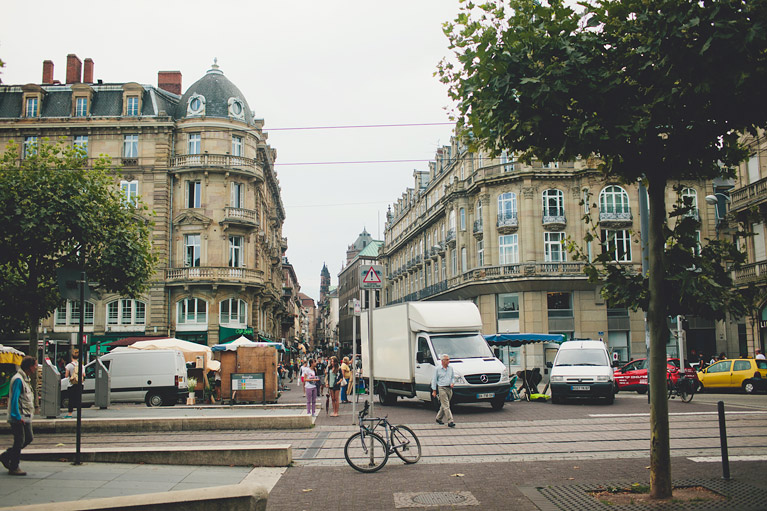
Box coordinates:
[21,444,292,467]
[5,482,268,511]
[0,414,314,433]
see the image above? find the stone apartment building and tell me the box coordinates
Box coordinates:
[729,130,767,355]
[381,137,744,366]
[338,229,382,355]
[0,54,289,348]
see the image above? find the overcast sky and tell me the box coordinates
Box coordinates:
[1,1,460,301]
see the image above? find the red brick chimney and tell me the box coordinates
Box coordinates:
[42,60,54,84]
[66,54,82,84]
[158,71,182,95]
[83,58,94,83]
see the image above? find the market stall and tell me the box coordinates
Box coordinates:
[211,338,284,404]
[0,344,25,399]
[127,338,220,396]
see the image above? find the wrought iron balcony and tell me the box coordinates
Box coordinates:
[446,229,456,245]
[598,209,632,227]
[496,212,518,234]
[473,220,483,239]
[542,213,567,230]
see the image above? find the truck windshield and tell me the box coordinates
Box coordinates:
[555,349,609,367]
[431,334,493,359]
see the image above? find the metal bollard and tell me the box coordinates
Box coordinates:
[717,400,730,480]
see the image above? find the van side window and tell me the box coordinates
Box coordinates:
[417,337,434,365]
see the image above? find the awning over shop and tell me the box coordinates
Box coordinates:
[484,333,566,347]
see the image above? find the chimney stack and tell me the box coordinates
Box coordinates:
[66,54,82,84]
[42,60,54,84]
[158,71,182,95]
[83,58,94,83]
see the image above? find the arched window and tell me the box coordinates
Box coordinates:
[681,187,698,216]
[599,185,630,214]
[107,299,147,325]
[220,298,247,326]
[498,192,517,220]
[542,189,564,217]
[177,298,207,326]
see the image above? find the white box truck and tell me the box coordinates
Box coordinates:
[361,301,510,409]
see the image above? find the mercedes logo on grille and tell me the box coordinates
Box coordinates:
[480,374,488,383]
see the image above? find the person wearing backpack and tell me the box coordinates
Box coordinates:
[64,354,81,417]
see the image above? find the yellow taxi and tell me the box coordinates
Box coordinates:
[697,358,767,394]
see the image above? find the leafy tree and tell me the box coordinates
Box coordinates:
[0,139,157,356]
[439,0,767,498]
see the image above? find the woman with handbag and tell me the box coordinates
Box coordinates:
[327,356,342,416]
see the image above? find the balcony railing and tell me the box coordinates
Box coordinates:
[497,212,518,233]
[166,266,264,283]
[446,229,456,244]
[731,177,767,212]
[224,207,257,225]
[473,220,483,234]
[170,153,263,178]
[733,261,767,285]
[542,213,567,228]
[599,210,633,225]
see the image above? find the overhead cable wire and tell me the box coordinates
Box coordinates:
[266,122,454,131]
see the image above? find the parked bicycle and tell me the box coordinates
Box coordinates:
[667,373,695,403]
[344,400,421,473]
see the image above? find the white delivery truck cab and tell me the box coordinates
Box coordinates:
[361,301,510,409]
[82,348,187,407]
[549,340,615,404]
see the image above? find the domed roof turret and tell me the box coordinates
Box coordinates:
[175,60,254,125]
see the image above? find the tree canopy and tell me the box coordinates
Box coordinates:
[439,0,767,498]
[0,139,157,347]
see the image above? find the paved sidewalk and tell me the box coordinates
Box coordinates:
[0,461,284,509]
[266,456,767,510]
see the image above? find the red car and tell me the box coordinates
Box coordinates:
[614,358,699,393]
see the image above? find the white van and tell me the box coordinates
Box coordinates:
[82,349,187,407]
[549,340,615,404]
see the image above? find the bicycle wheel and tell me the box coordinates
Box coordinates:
[391,425,421,464]
[344,431,388,473]
[680,379,694,403]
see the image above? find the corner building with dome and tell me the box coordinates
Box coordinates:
[0,54,289,348]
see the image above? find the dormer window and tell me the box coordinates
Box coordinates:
[126,97,139,116]
[228,98,244,120]
[187,94,205,116]
[75,97,88,117]
[121,83,143,116]
[25,97,39,117]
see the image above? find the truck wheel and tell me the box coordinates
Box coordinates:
[490,397,505,410]
[377,383,397,406]
[145,391,164,407]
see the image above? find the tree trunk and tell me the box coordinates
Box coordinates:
[647,177,672,499]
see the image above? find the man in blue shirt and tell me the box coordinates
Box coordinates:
[1,356,37,476]
[431,354,456,427]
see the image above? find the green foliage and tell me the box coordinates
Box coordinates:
[439,0,767,179]
[568,189,757,320]
[0,138,157,338]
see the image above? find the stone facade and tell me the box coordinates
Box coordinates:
[381,136,739,365]
[0,55,288,348]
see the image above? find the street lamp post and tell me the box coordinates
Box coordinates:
[705,193,731,224]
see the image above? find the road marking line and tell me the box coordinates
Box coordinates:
[689,455,767,462]
[590,411,767,417]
